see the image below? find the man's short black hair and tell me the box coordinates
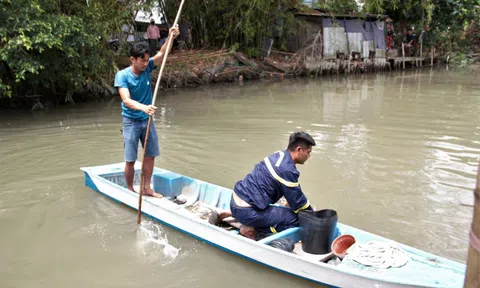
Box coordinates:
[130,42,150,59]
[287,132,316,151]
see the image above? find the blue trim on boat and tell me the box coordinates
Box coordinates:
[89,180,339,288]
[84,172,100,192]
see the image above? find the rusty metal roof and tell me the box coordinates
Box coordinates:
[296,9,388,20]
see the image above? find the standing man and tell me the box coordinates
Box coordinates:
[177,15,192,50]
[386,22,394,51]
[146,19,160,55]
[114,26,180,198]
[229,132,316,240]
[159,19,169,48]
[405,28,416,56]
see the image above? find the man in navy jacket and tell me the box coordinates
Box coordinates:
[231,132,316,240]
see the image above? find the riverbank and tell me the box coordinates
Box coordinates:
[2,48,477,111]
[130,48,480,89]
[137,48,394,89]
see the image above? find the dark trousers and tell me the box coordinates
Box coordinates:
[148,39,158,54]
[230,196,298,236]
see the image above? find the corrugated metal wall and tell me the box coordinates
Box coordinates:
[287,15,386,59]
[323,27,348,58]
[347,33,363,55]
[322,17,386,59]
[322,18,348,58]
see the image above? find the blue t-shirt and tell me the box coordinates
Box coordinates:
[114,58,156,120]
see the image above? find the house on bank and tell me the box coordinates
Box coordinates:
[266,1,427,70]
[287,9,388,61]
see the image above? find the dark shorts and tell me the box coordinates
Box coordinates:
[230,196,299,236]
[122,116,160,162]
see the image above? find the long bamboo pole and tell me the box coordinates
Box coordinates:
[137,0,186,225]
[464,161,480,287]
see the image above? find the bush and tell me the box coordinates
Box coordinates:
[0,0,125,103]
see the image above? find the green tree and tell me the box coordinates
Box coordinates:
[315,0,360,13]
[0,0,305,103]
[0,0,139,101]
[364,0,480,54]
[161,0,302,56]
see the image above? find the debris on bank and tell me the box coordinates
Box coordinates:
[118,48,392,90]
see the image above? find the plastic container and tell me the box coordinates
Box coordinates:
[331,234,356,258]
[299,209,338,255]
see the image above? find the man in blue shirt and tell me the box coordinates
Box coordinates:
[230,132,316,240]
[114,26,179,198]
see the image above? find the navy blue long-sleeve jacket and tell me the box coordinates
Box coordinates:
[234,150,311,212]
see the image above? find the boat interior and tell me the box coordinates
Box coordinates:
[99,168,341,262]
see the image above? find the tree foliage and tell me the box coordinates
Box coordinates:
[315,0,360,13]
[363,0,480,53]
[0,0,303,101]
[160,0,302,56]
[0,0,140,100]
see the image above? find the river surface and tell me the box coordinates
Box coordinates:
[1,69,479,287]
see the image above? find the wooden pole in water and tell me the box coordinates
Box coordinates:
[402,43,405,69]
[464,161,480,287]
[420,41,423,67]
[431,46,434,67]
[420,7,424,68]
[137,0,186,225]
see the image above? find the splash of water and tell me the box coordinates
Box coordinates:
[136,220,180,265]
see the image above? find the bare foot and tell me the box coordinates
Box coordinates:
[239,225,256,240]
[142,188,163,198]
[218,210,232,220]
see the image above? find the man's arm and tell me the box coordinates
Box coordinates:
[283,185,313,213]
[118,88,156,116]
[152,26,180,66]
[280,171,313,213]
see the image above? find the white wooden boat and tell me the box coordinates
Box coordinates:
[81,162,466,287]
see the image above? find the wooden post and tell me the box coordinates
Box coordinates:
[399,70,405,98]
[420,41,423,67]
[402,43,405,69]
[464,161,480,287]
[431,46,434,66]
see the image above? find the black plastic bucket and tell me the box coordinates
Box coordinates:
[299,209,338,255]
